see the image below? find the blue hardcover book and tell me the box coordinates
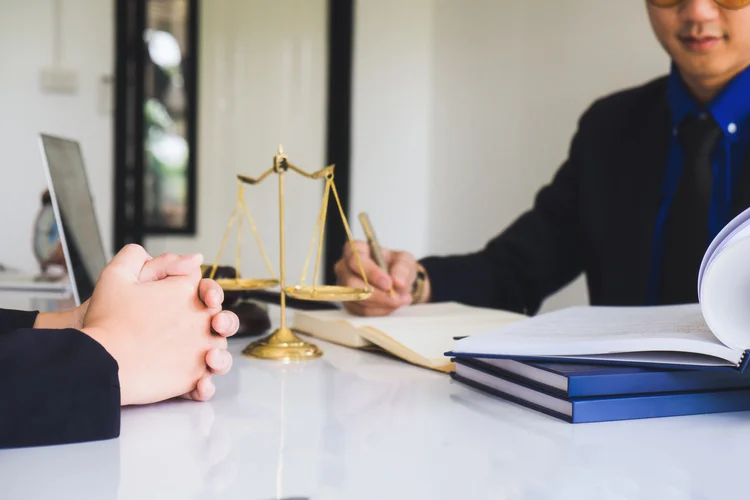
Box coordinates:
[452,360,750,423]
[456,358,750,398]
[449,207,750,373]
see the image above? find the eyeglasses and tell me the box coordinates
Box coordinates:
[649,0,750,9]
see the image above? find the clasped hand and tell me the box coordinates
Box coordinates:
[38,244,240,405]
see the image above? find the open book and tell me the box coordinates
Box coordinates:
[290,302,526,372]
[451,206,750,372]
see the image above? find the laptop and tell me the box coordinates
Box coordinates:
[37,134,109,306]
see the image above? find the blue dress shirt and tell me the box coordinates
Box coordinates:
[647,62,750,304]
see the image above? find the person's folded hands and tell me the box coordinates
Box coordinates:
[136,251,239,401]
[80,244,236,406]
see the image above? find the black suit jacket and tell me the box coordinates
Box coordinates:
[421,76,750,315]
[0,309,120,448]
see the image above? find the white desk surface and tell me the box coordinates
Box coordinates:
[2,306,750,500]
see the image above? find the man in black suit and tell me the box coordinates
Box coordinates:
[0,245,239,449]
[335,0,750,316]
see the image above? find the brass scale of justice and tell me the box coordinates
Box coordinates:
[207,145,372,361]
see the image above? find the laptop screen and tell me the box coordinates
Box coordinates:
[39,134,108,305]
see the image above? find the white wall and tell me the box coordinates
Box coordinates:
[0,0,670,313]
[348,0,434,259]
[146,0,329,287]
[0,0,328,290]
[351,0,670,311]
[0,0,114,273]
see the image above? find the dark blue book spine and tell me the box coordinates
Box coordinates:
[572,389,750,423]
[568,370,750,397]
[452,362,750,424]
[455,357,750,398]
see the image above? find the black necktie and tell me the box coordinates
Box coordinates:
[659,113,722,304]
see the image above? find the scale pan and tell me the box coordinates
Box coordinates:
[283,285,372,302]
[216,278,279,291]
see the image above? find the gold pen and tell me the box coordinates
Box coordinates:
[359,212,396,298]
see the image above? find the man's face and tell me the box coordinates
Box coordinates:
[647,0,750,87]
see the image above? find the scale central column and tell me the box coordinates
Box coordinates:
[278,159,287,332]
[242,152,323,361]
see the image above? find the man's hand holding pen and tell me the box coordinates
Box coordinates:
[334,240,417,316]
[335,212,431,317]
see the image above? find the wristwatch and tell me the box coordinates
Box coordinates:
[411,264,427,304]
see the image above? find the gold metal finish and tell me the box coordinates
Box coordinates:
[359,212,395,298]
[241,327,323,360]
[211,145,372,361]
[209,182,277,290]
[284,284,372,301]
[215,278,279,291]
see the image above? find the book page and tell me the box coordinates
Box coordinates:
[292,302,526,364]
[699,205,750,297]
[453,304,742,365]
[290,309,372,348]
[348,301,520,323]
[551,351,735,367]
[362,313,525,361]
[699,234,750,352]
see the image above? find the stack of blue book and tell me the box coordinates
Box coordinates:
[447,207,750,422]
[449,356,750,423]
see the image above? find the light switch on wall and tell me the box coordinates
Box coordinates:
[40,68,78,94]
[99,74,113,115]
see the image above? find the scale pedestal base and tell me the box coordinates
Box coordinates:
[242,327,323,361]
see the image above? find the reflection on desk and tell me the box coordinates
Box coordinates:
[2,306,750,499]
[0,289,75,313]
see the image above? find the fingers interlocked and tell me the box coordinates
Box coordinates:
[140,251,240,401]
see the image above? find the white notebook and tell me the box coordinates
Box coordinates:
[291,302,526,372]
[452,206,750,370]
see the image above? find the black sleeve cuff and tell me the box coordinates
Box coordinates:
[0,309,40,335]
[420,253,529,314]
[0,328,121,449]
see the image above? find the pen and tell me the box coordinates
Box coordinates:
[358,212,396,298]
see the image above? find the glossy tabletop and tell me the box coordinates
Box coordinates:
[2,306,750,500]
